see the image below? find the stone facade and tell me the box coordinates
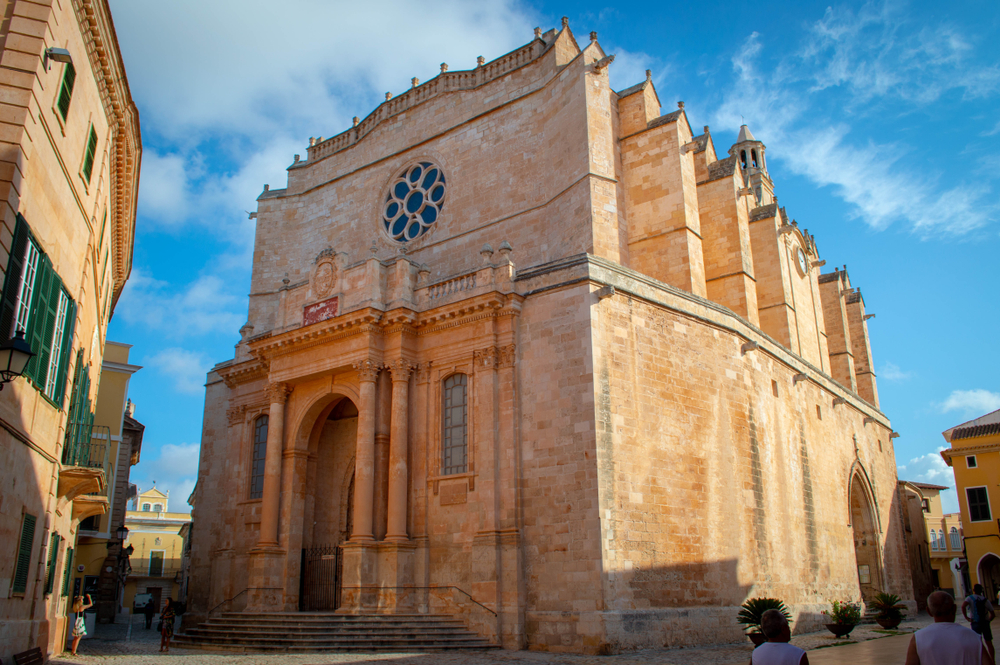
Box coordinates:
[190,21,909,653]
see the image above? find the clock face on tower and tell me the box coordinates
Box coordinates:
[795,246,808,276]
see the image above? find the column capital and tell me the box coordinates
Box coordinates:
[498,343,516,369]
[414,361,433,384]
[386,358,415,382]
[226,404,247,426]
[265,382,292,404]
[353,357,382,383]
[473,346,498,371]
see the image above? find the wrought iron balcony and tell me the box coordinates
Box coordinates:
[61,423,112,497]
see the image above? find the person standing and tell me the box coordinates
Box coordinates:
[749,609,808,665]
[963,584,996,662]
[159,598,176,653]
[143,598,155,629]
[68,594,93,656]
[906,590,991,665]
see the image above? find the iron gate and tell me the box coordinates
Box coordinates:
[300,545,342,611]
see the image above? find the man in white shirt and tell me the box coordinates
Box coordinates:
[750,609,808,665]
[905,590,991,665]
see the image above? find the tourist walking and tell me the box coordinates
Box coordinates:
[68,594,93,656]
[749,608,808,665]
[143,598,155,629]
[159,598,177,653]
[963,584,996,662]
[906,590,991,665]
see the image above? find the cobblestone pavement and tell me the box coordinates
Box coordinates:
[52,614,932,665]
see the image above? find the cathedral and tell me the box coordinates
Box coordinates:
[188,20,911,652]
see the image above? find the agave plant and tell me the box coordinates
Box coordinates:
[737,597,792,634]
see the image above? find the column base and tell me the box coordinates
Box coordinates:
[246,546,288,611]
[338,541,417,613]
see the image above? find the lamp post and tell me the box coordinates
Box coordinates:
[0,330,35,390]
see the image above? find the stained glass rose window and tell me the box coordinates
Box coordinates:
[382,162,446,242]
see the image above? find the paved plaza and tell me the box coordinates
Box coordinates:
[50,613,932,665]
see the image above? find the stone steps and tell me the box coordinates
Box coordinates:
[174,612,497,652]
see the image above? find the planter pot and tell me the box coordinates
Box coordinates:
[747,632,767,646]
[825,623,856,638]
[876,616,902,630]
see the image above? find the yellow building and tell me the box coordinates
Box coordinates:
[71,342,142,622]
[942,408,1000,599]
[123,487,192,612]
[0,1,140,660]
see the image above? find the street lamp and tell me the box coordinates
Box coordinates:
[0,331,35,390]
[116,525,129,542]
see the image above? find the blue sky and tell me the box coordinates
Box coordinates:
[106,1,999,514]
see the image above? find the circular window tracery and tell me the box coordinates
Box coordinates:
[382,162,445,242]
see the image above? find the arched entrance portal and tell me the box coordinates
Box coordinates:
[979,554,1000,602]
[850,474,883,602]
[299,396,358,610]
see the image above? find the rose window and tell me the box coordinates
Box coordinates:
[382,162,446,242]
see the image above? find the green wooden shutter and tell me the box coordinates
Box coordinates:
[82,125,98,182]
[56,62,76,120]
[12,513,37,594]
[53,296,76,408]
[62,547,74,596]
[44,532,61,594]
[23,255,53,385]
[0,215,29,341]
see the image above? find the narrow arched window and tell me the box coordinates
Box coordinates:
[751,149,759,168]
[142,503,151,512]
[930,530,938,550]
[250,414,269,499]
[740,150,747,169]
[939,530,946,550]
[442,374,468,475]
[153,504,162,512]
[950,527,960,551]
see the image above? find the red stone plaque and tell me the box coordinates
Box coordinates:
[303,296,339,326]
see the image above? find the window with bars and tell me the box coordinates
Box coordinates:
[250,415,268,499]
[930,530,938,551]
[967,487,992,522]
[442,374,468,475]
[56,62,76,120]
[0,215,76,406]
[950,527,961,551]
[82,124,98,183]
[12,513,37,595]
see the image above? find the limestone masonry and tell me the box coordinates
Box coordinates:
[190,20,909,653]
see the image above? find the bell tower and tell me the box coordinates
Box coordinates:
[729,124,774,207]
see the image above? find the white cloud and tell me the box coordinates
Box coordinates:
[116,269,246,338]
[711,28,997,237]
[132,443,201,512]
[145,347,212,394]
[940,389,1000,415]
[880,361,911,381]
[897,449,959,513]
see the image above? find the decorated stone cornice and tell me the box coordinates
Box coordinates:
[265,382,292,404]
[226,405,247,426]
[353,358,382,383]
[248,308,385,361]
[217,358,269,389]
[73,0,142,315]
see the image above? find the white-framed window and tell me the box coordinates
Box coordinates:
[153,503,163,513]
[950,527,961,551]
[939,530,946,549]
[44,291,69,398]
[141,503,151,512]
[967,487,992,522]
[930,530,939,550]
[967,455,978,469]
[14,239,40,335]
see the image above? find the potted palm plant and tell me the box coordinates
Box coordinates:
[738,597,792,646]
[869,592,906,629]
[823,600,861,637]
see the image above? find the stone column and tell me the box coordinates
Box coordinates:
[385,359,414,542]
[259,382,291,546]
[351,358,380,542]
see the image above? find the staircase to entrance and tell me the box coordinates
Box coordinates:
[173,612,498,652]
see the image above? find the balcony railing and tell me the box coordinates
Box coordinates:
[129,558,183,578]
[61,423,112,497]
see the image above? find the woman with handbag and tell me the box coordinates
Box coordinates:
[69,593,93,655]
[159,598,177,652]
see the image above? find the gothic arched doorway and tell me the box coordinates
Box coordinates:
[979,554,1000,603]
[850,474,883,601]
